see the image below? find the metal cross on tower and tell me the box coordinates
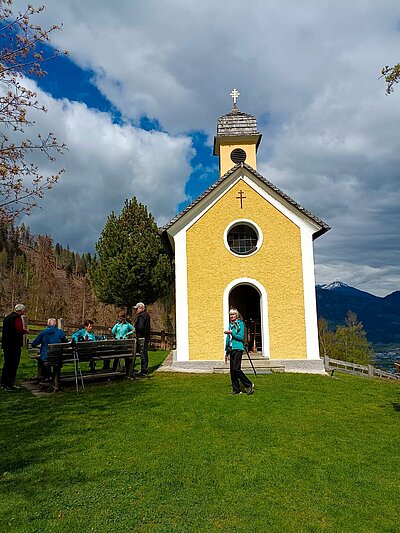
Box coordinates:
[230,88,240,106]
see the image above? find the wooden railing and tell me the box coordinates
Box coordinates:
[0,318,176,351]
[324,356,400,380]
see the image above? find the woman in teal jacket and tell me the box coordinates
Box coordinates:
[111,313,134,339]
[107,312,134,371]
[71,320,96,342]
[224,308,254,395]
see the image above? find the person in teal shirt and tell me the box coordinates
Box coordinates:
[107,312,134,372]
[71,320,96,342]
[111,312,134,339]
[72,320,96,370]
[224,308,254,396]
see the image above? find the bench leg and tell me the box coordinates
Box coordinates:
[53,365,61,392]
[126,357,134,378]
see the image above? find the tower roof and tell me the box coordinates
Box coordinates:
[213,104,262,156]
[216,105,261,137]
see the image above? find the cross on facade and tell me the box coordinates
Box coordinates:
[230,88,240,105]
[236,190,246,209]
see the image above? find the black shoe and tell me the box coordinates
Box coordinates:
[231,390,242,395]
[3,386,15,392]
[246,383,255,395]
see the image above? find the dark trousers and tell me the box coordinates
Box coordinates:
[38,359,52,381]
[137,337,149,374]
[1,346,21,387]
[230,349,252,392]
[110,357,132,375]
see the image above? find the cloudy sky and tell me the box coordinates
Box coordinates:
[9,0,400,296]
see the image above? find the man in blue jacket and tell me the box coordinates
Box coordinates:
[31,318,68,381]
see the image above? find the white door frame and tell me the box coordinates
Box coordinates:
[223,278,270,359]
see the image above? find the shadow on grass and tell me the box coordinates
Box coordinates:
[136,348,169,376]
[391,402,400,411]
[0,353,168,486]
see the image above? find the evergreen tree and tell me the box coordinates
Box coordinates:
[90,198,172,313]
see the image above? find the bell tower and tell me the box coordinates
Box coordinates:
[213,88,262,176]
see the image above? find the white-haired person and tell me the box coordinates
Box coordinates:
[1,304,28,391]
[31,318,68,382]
[224,308,254,396]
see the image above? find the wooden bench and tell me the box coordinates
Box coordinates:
[44,338,137,391]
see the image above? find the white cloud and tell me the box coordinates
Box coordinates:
[11,0,400,294]
[20,80,193,252]
[32,0,399,133]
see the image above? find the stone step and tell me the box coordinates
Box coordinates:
[242,353,266,360]
[213,360,285,374]
[213,367,285,374]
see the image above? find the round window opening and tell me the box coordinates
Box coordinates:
[230,148,247,164]
[227,223,258,255]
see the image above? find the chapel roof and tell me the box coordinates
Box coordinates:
[162,162,331,239]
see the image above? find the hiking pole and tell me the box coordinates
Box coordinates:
[72,341,85,393]
[73,345,79,394]
[244,343,257,376]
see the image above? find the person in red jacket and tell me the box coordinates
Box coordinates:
[1,304,28,391]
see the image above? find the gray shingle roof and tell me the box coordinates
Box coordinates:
[216,105,261,137]
[162,162,330,238]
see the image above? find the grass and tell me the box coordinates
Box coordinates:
[1,350,400,532]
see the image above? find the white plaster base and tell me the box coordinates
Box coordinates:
[158,352,326,375]
[158,361,222,373]
[271,359,326,374]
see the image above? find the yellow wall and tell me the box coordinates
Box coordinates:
[219,141,257,175]
[186,178,307,360]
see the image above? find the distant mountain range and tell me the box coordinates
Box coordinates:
[316,281,400,346]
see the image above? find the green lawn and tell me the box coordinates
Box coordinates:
[1,350,400,532]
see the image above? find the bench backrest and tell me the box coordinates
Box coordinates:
[46,339,136,365]
[75,339,136,359]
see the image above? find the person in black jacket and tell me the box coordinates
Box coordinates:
[1,304,28,391]
[134,302,150,376]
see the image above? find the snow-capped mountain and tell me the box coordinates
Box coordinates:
[317,281,350,290]
[316,281,377,300]
[316,282,400,345]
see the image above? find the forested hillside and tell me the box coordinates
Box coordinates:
[0,221,120,325]
[0,221,174,331]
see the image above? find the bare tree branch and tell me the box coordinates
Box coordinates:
[0,0,68,222]
[380,63,400,95]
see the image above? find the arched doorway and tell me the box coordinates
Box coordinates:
[229,284,262,352]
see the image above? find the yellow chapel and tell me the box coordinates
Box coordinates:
[163,90,330,373]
